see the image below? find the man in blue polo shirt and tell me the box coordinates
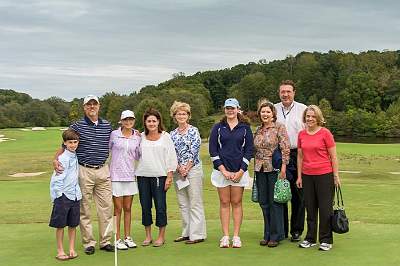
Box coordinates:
[54,95,114,255]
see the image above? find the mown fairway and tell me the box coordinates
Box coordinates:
[0,128,399,266]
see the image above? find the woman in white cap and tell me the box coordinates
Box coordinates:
[209,98,254,248]
[109,110,142,250]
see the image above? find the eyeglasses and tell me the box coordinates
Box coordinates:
[175,112,189,116]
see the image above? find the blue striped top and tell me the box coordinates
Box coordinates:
[70,116,112,165]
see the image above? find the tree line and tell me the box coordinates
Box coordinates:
[1,50,400,138]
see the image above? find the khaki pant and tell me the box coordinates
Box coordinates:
[79,165,113,248]
[174,164,207,240]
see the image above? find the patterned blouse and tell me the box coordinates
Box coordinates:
[170,125,201,166]
[254,122,290,172]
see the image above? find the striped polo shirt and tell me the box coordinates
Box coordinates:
[70,116,112,166]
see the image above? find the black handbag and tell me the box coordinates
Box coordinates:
[272,147,282,170]
[251,172,258,203]
[331,186,349,234]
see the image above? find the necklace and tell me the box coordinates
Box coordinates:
[178,124,189,134]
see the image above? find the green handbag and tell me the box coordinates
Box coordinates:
[274,178,292,203]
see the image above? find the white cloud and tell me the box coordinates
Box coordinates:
[0,0,399,99]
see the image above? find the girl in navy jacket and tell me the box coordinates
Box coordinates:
[209,98,253,248]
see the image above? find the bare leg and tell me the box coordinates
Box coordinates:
[56,228,66,257]
[113,196,123,240]
[123,196,133,238]
[68,227,77,257]
[144,225,152,242]
[231,186,244,236]
[155,226,166,244]
[217,187,231,236]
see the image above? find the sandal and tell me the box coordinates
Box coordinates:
[141,239,153,246]
[55,254,70,261]
[153,240,165,247]
[69,253,78,259]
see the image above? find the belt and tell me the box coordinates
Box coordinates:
[79,162,104,169]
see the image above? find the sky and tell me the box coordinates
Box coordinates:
[0,0,399,100]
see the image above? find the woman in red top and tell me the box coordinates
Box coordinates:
[296,105,341,251]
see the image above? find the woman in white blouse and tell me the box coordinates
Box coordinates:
[135,108,178,247]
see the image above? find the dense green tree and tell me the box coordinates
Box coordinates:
[229,72,277,111]
[24,101,59,127]
[341,72,380,112]
[44,97,70,126]
[134,98,170,132]
[68,99,83,123]
[0,89,32,105]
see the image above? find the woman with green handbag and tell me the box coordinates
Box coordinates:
[254,100,290,247]
[296,105,341,252]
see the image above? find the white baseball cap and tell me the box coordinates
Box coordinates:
[120,110,135,120]
[83,95,99,105]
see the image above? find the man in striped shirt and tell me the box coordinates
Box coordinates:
[54,95,114,255]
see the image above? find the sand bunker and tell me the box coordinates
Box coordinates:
[32,127,46,131]
[0,134,4,138]
[339,170,361,174]
[389,172,400,175]
[0,137,16,142]
[9,172,46,177]
[20,128,30,131]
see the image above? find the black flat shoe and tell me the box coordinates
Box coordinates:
[100,244,115,252]
[84,246,95,255]
[290,233,301,242]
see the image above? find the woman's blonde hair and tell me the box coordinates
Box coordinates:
[170,101,191,121]
[302,105,326,126]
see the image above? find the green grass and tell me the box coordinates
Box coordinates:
[0,128,400,265]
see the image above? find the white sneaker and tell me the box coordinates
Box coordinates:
[116,239,128,250]
[124,236,137,248]
[299,240,317,248]
[232,236,242,248]
[219,236,230,248]
[319,243,332,251]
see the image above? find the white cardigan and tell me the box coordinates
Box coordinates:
[136,131,178,177]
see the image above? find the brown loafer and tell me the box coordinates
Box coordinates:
[259,239,268,246]
[174,236,189,242]
[185,239,204,244]
[267,241,279,247]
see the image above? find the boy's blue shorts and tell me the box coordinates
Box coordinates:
[49,194,80,228]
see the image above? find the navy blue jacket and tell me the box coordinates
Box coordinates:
[209,121,253,172]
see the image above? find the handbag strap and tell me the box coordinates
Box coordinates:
[334,186,345,208]
[253,159,256,181]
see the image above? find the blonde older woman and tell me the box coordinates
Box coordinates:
[170,101,207,244]
[296,105,341,251]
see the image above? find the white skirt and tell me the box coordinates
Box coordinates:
[112,181,138,197]
[211,169,250,188]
